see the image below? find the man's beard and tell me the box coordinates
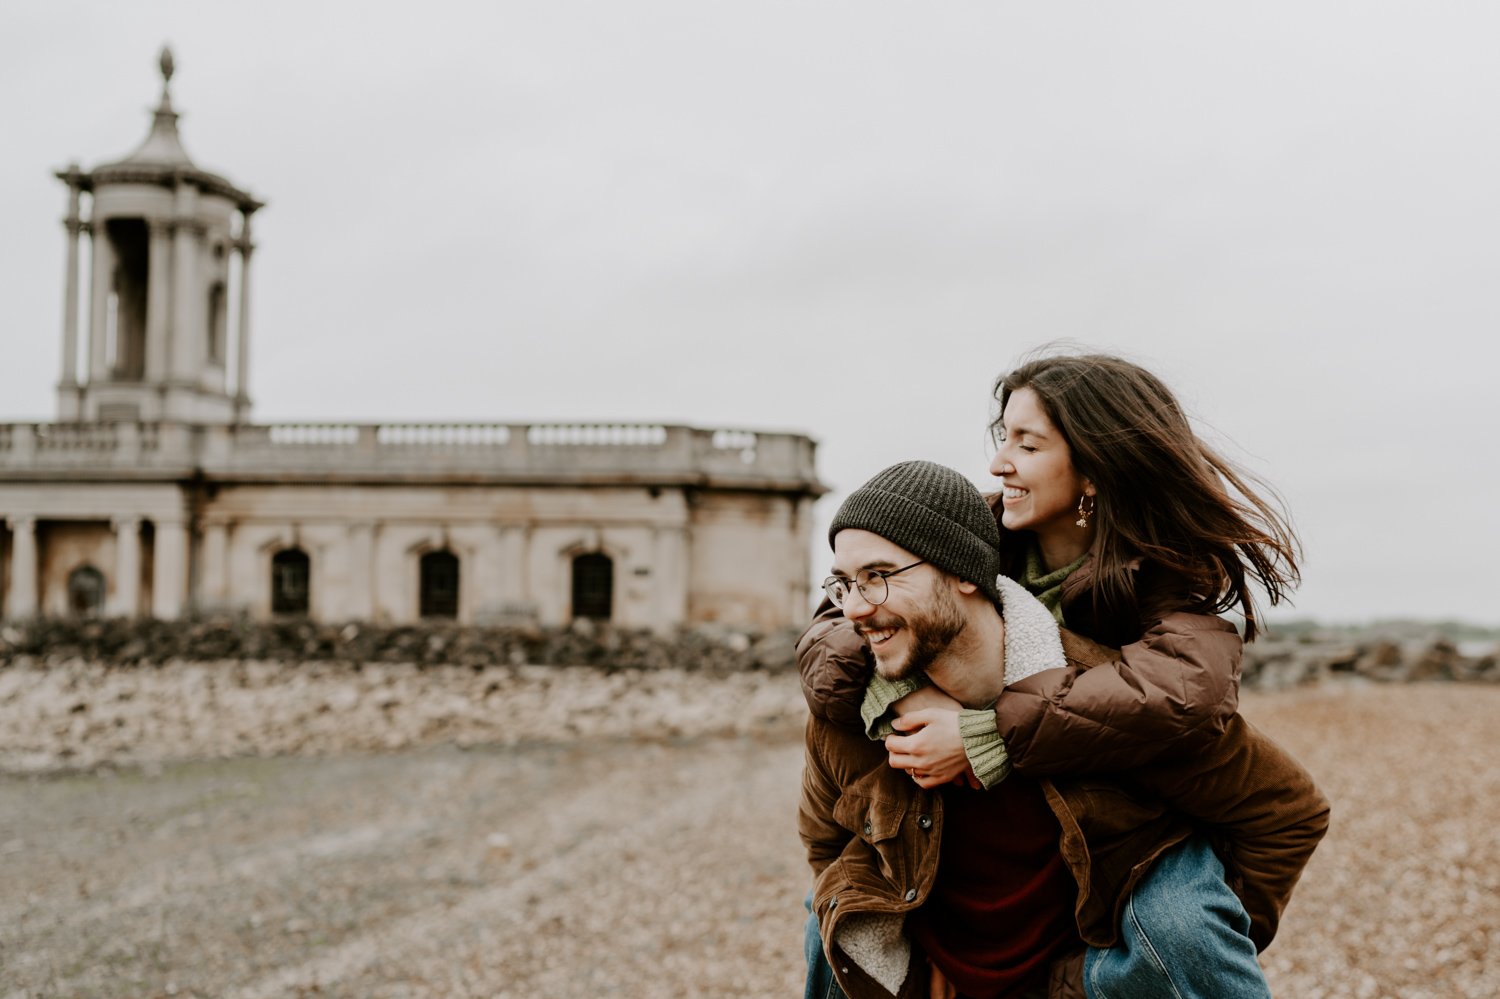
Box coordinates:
[866,580,967,682]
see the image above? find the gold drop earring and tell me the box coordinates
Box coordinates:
[1076,494,1095,529]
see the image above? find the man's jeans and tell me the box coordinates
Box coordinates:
[803,836,1271,999]
[804,891,842,999]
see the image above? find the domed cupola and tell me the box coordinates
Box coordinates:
[55,47,265,424]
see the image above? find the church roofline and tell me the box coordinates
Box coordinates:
[63,164,265,212]
[0,421,830,497]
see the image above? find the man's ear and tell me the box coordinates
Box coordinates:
[955,579,979,595]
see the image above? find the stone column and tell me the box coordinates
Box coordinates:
[199,519,229,611]
[346,522,374,620]
[6,516,38,618]
[58,178,85,416]
[170,186,200,384]
[88,218,114,382]
[466,528,501,623]
[145,220,173,384]
[111,516,141,617]
[653,525,690,633]
[234,213,255,420]
[151,516,188,619]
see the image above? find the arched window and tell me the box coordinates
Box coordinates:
[571,552,613,621]
[207,281,227,364]
[68,565,106,617]
[420,550,460,619]
[270,548,311,615]
[105,218,148,380]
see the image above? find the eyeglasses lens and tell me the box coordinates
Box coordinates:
[823,570,894,608]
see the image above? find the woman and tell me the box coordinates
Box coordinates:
[800,350,1307,998]
[875,350,1300,786]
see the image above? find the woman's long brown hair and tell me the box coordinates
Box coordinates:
[993,351,1301,640]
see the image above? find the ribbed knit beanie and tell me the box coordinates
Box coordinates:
[829,460,1003,605]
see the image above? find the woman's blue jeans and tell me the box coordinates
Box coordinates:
[1081,836,1271,999]
[803,836,1271,999]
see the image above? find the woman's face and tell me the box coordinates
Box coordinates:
[989,387,1094,541]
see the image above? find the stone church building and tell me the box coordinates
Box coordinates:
[0,51,826,632]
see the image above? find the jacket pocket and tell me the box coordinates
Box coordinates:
[833,789,911,889]
[833,789,909,843]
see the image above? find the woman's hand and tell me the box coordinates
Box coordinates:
[884,697,978,789]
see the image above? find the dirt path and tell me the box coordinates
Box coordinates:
[3,684,1497,998]
[2,728,808,999]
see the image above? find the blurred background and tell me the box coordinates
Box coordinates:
[4,0,1498,626]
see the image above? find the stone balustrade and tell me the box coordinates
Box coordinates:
[0,420,822,488]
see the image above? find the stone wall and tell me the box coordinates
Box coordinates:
[6,616,1499,687]
[0,615,800,673]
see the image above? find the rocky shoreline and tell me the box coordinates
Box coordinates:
[5,615,1498,687]
[2,616,1495,773]
[0,658,809,773]
[1243,634,1499,688]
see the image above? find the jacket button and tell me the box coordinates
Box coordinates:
[904,888,917,902]
[918,814,933,830]
[862,820,873,836]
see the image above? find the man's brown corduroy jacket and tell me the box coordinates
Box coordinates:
[798,579,1330,999]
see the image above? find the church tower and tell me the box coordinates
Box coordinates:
[55,47,264,425]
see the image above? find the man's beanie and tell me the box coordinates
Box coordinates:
[829,460,1003,604]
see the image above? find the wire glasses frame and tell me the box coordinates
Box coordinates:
[821,560,927,609]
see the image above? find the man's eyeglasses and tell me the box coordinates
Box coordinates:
[821,561,927,609]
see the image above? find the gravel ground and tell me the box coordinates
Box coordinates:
[1,679,1496,998]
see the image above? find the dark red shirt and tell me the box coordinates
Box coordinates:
[909,775,1081,999]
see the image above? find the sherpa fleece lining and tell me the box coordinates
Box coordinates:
[836,912,909,995]
[996,573,1068,686]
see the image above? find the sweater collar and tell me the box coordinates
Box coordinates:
[1020,543,1088,623]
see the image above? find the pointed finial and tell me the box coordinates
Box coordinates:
[159,46,175,87]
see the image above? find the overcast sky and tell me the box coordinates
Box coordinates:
[3,2,1497,625]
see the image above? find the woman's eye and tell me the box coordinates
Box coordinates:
[1021,445,1039,454]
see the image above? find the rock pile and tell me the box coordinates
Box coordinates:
[0,657,809,773]
[0,617,811,773]
[1242,636,1500,689]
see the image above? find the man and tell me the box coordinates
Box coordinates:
[799,461,1328,999]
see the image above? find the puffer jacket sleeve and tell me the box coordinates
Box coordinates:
[996,612,1243,776]
[1129,714,1331,950]
[797,598,873,731]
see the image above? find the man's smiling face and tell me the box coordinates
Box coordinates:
[830,529,967,682]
